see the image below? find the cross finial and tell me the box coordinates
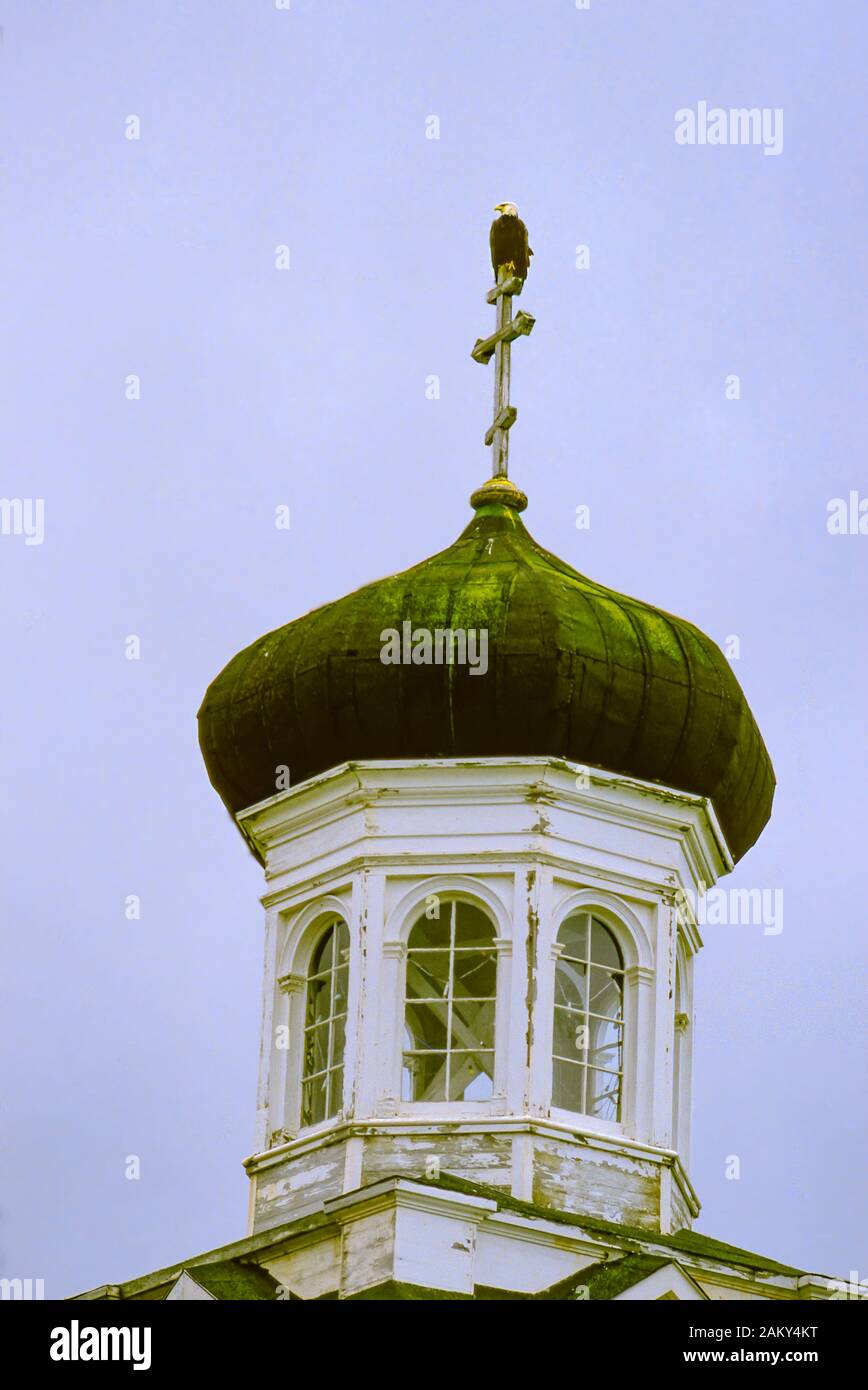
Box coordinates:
[471,205,535,482]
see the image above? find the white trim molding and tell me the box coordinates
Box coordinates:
[237,757,726,1238]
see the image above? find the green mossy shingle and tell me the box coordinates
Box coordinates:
[199,501,774,863]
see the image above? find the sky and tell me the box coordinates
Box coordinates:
[1,0,866,1297]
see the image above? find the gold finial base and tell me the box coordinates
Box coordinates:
[470,478,528,512]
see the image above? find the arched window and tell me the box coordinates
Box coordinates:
[402,899,497,1103]
[301,918,350,1127]
[552,912,624,1121]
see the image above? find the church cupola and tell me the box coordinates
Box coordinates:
[196,232,774,1243]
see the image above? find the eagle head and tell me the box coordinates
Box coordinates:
[494,201,519,217]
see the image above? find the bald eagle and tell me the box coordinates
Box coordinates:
[490,202,533,282]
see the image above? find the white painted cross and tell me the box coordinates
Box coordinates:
[471,268,535,480]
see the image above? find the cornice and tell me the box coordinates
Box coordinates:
[323,1178,498,1226]
[243,1114,697,1178]
[239,758,732,885]
[260,848,719,913]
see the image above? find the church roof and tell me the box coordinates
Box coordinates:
[406,1172,806,1279]
[169,1259,286,1301]
[198,484,774,862]
[71,1171,812,1302]
[474,1253,703,1300]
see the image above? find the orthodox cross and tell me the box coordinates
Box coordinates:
[471,268,535,480]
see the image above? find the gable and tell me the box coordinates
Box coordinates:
[166,1272,216,1301]
[614,1262,708,1301]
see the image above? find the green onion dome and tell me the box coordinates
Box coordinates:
[198,480,773,862]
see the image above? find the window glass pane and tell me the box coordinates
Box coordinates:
[589,966,623,1020]
[461,1068,494,1101]
[591,920,623,970]
[587,1068,621,1121]
[301,1074,328,1127]
[402,1052,447,1102]
[331,1014,346,1067]
[552,1005,587,1061]
[449,1052,494,1101]
[406,951,451,999]
[557,912,589,960]
[404,1002,449,1052]
[335,921,350,961]
[305,975,331,1028]
[304,1022,330,1076]
[334,964,349,1014]
[587,1016,622,1072]
[409,914,451,949]
[554,958,587,1010]
[453,902,495,947]
[552,1057,585,1112]
[310,927,335,976]
[450,998,495,1051]
[452,949,496,998]
[328,1067,344,1116]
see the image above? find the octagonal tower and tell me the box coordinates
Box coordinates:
[198,479,773,1240]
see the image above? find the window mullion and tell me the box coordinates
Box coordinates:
[326,925,336,1077]
[445,900,456,1099]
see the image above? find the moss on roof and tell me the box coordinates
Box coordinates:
[176,1259,286,1301]
[563,1254,669,1300]
[345,1281,472,1301]
[75,1169,806,1301]
[336,1257,685,1301]
[199,499,774,862]
[475,1257,667,1301]
[419,1171,805,1277]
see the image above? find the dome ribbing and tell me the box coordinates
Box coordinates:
[198,493,774,862]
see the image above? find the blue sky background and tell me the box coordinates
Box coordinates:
[2,0,866,1296]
